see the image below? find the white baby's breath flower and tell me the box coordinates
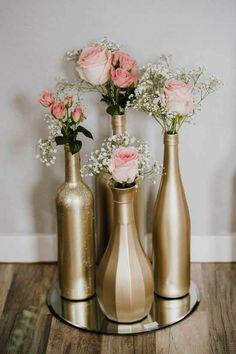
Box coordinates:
[66,49,82,62]
[130,54,221,133]
[94,37,121,52]
[36,137,57,166]
[81,132,162,184]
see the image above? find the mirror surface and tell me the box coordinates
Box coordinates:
[47,282,200,335]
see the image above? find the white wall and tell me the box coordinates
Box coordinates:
[0,0,235,260]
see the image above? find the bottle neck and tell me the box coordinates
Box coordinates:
[111,114,126,135]
[163,134,180,176]
[64,145,81,183]
[112,186,135,224]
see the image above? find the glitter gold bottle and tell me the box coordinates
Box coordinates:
[56,145,95,300]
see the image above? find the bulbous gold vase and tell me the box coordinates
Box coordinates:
[95,114,144,262]
[152,133,190,298]
[97,185,154,323]
[56,145,95,300]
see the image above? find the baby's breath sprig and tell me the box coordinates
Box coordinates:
[94,37,121,52]
[36,138,57,166]
[55,79,84,98]
[66,49,82,62]
[81,132,162,185]
[129,55,222,134]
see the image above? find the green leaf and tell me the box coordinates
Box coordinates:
[106,105,119,115]
[101,95,112,104]
[117,93,127,108]
[69,140,82,155]
[76,126,93,139]
[61,126,67,136]
[55,136,68,145]
[68,129,77,140]
[127,85,135,93]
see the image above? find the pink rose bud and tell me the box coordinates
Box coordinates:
[51,102,65,119]
[112,51,138,71]
[76,46,112,86]
[39,90,54,107]
[163,79,194,116]
[111,68,138,88]
[110,147,139,184]
[72,106,83,122]
[64,96,73,108]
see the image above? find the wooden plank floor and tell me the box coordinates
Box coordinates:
[0,263,235,354]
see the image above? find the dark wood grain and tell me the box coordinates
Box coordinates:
[154,312,210,354]
[133,333,156,354]
[0,263,235,354]
[202,263,236,354]
[0,264,13,316]
[0,312,52,354]
[46,317,102,354]
[101,334,134,354]
[1,264,56,315]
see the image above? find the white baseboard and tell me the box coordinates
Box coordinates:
[0,233,235,263]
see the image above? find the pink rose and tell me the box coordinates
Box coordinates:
[51,102,65,119]
[39,90,54,107]
[72,106,83,122]
[110,147,139,184]
[64,95,73,108]
[76,46,112,85]
[112,50,138,70]
[163,79,194,116]
[111,68,138,88]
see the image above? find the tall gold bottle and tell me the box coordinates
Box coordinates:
[152,133,190,298]
[97,185,153,323]
[96,114,144,262]
[56,145,95,300]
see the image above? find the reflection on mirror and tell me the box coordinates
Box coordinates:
[47,282,200,335]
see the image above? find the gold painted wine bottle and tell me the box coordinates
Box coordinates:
[97,185,153,323]
[56,144,95,300]
[152,133,190,298]
[96,114,144,262]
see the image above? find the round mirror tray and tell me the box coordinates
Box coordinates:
[47,281,200,335]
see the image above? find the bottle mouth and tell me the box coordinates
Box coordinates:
[112,113,126,118]
[64,143,70,152]
[111,182,136,190]
[164,133,179,145]
[111,184,136,203]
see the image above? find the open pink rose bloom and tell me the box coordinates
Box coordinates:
[76,46,112,86]
[50,102,65,119]
[163,79,194,116]
[110,147,139,184]
[110,68,138,88]
[112,50,138,71]
[39,90,54,107]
